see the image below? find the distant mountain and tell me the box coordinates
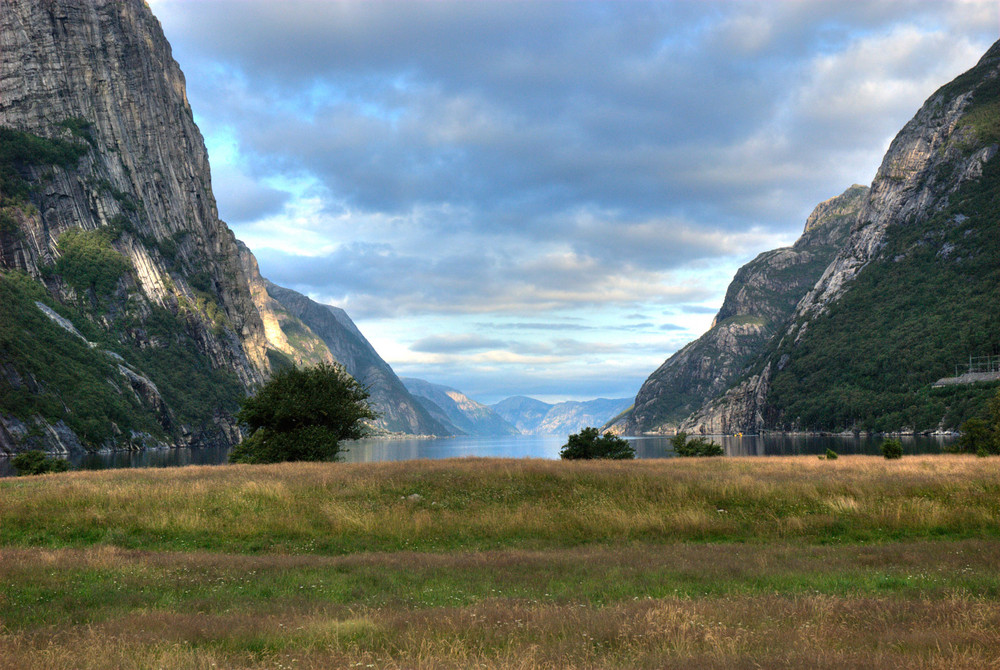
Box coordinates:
[493,396,633,435]
[402,379,520,437]
[262,283,454,437]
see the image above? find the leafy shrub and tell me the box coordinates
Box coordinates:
[670,431,724,457]
[229,362,375,464]
[560,427,634,460]
[54,228,131,295]
[950,391,1000,455]
[825,448,838,460]
[11,450,70,475]
[881,439,904,460]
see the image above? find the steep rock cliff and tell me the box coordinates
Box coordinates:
[617,185,865,434]
[685,41,1000,434]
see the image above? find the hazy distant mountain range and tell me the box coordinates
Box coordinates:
[492,396,632,436]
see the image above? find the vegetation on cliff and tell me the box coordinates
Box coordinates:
[766,156,1000,432]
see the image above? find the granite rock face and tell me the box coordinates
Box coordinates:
[616,185,865,434]
[0,0,423,453]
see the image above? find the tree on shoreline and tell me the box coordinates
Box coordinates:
[560,427,634,460]
[229,362,375,464]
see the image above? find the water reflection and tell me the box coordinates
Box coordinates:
[0,433,957,477]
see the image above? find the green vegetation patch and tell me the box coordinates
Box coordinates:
[0,271,160,447]
[768,155,1000,432]
[54,228,132,296]
[2,456,1000,554]
[0,125,88,207]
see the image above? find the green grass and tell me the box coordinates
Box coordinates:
[3,456,1000,554]
[3,457,1000,668]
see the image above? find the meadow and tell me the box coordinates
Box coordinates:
[2,455,1000,668]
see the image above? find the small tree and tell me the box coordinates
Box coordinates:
[229,362,376,464]
[670,431,724,457]
[560,427,635,460]
[881,438,903,460]
[11,450,70,475]
[951,390,1000,455]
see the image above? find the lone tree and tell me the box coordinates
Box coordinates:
[560,427,635,460]
[229,362,376,464]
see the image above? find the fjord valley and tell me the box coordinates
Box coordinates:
[3,1,1000,667]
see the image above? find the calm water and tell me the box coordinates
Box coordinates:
[0,433,957,477]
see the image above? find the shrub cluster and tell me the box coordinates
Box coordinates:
[11,450,69,476]
[670,431,724,457]
[229,362,375,464]
[559,427,634,460]
[881,439,904,460]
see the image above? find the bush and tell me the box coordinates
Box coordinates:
[951,391,1000,455]
[229,362,375,464]
[670,431,724,457]
[881,438,904,460]
[11,450,70,475]
[559,427,634,460]
[825,448,838,460]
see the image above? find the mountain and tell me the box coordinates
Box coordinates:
[262,283,453,436]
[492,396,633,435]
[682,41,1000,434]
[614,185,866,434]
[0,0,427,454]
[402,379,520,437]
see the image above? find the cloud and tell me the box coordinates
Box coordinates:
[410,334,508,354]
[145,0,997,401]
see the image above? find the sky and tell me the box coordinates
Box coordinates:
[146,0,997,404]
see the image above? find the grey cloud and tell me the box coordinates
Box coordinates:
[659,323,685,331]
[210,165,290,223]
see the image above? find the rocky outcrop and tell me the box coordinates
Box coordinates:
[617,185,865,434]
[235,241,336,369]
[264,284,454,436]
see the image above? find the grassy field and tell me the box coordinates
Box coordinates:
[2,455,1000,668]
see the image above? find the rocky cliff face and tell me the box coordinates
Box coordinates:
[684,41,1000,434]
[617,185,865,434]
[0,0,428,454]
[1,0,269,379]
[0,0,281,453]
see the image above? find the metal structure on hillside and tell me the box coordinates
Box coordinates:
[955,355,1000,377]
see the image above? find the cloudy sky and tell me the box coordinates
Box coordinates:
[147,0,996,404]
